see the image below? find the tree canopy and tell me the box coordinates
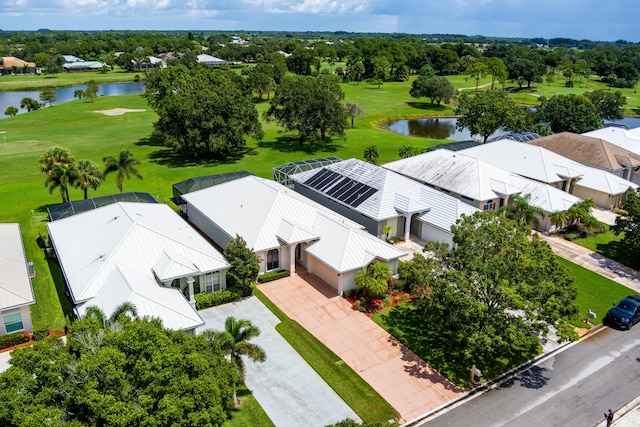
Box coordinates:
[264,75,346,146]
[223,234,260,295]
[612,190,640,256]
[144,63,263,158]
[406,211,578,380]
[410,75,455,106]
[537,94,604,133]
[454,90,526,143]
[583,89,627,120]
[0,317,238,426]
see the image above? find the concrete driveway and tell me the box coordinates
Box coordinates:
[259,272,465,423]
[196,296,360,427]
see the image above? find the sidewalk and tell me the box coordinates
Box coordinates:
[537,233,640,294]
[595,396,640,426]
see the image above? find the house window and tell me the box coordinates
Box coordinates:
[483,200,495,211]
[205,271,220,292]
[267,249,279,271]
[499,198,505,207]
[3,312,24,333]
[561,180,567,191]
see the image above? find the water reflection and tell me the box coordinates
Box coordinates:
[385,117,506,141]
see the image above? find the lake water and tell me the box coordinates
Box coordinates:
[0,81,145,119]
[384,117,640,141]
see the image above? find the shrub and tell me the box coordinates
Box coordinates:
[32,322,50,341]
[564,231,587,241]
[342,288,358,299]
[0,332,30,350]
[256,270,290,283]
[194,288,245,310]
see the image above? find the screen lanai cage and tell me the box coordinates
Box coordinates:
[47,192,158,221]
[172,171,253,208]
[273,157,342,188]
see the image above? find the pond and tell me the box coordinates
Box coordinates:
[383,117,507,141]
[0,81,145,119]
[384,116,640,141]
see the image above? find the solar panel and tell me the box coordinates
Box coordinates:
[304,169,341,192]
[326,177,377,207]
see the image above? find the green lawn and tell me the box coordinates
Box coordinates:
[572,229,640,270]
[223,386,275,427]
[0,68,140,91]
[253,286,399,424]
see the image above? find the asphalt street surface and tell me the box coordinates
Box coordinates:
[419,325,640,427]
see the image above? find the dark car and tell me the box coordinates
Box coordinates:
[604,295,640,330]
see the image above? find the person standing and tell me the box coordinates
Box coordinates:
[605,409,614,427]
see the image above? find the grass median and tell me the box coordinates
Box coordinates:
[252,286,399,424]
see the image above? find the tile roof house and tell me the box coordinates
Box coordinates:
[528,132,640,184]
[182,175,406,295]
[460,139,638,209]
[0,224,35,336]
[47,202,230,333]
[383,149,580,231]
[288,158,478,247]
[0,56,39,75]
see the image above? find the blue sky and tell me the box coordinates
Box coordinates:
[3,0,637,42]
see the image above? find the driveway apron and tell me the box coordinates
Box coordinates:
[197,296,360,427]
[259,272,465,422]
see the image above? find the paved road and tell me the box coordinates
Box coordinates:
[197,296,360,427]
[418,326,640,427]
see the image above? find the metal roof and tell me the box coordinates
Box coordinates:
[48,192,158,221]
[172,172,253,205]
[47,203,229,331]
[0,224,35,310]
[583,127,640,156]
[273,157,342,187]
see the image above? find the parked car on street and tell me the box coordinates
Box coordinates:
[604,295,640,330]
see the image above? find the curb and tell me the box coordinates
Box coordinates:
[401,323,606,427]
[594,396,640,426]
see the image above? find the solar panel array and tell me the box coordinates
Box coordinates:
[304,169,377,208]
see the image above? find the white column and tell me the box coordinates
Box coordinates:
[290,245,296,276]
[404,214,411,242]
[187,277,195,306]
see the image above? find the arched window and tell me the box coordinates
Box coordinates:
[267,249,279,271]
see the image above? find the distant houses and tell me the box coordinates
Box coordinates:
[0,56,39,75]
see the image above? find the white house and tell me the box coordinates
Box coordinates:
[182,175,406,295]
[583,127,640,156]
[460,139,638,209]
[288,158,478,247]
[47,202,230,333]
[0,224,35,336]
[197,54,229,66]
[383,149,581,231]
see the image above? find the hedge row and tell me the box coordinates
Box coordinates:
[194,288,245,310]
[0,332,31,350]
[256,270,290,283]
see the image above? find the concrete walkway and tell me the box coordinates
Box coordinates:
[196,296,360,427]
[259,272,465,423]
[537,233,640,293]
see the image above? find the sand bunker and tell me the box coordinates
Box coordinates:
[93,108,146,116]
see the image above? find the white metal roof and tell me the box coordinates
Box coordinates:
[304,212,406,273]
[583,127,640,156]
[460,139,637,195]
[47,203,228,331]
[183,176,405,272]
[0,224,35,310]
[383,149,522,201]
[183,175,363,252]
[290,158,478,233]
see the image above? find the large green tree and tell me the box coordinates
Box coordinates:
[410,211,578,380]
[0,318,238,426]
[454,90,526,143]
[72,159,103,199]
[583,89,627,120]
[103,150,142,193]
[265,75,346,146]
[538,94,603,133]
[410,75,455,106]
[39,87,57,107]
[144,64,263,157]
[612,190,640,255]
[20,97,41,112]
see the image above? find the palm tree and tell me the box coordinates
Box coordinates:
[502,193,544,229]
[44,163,76,203]
[204,316,266,382]
[40,146,77,203]
[73,159,103,199]
[398,145,419,159]
[550,210,570,231]
[363,145,379,164]
[355,262,392,299]
[103,150,143,193]
[84,302,138,328]
[567,198,597,228]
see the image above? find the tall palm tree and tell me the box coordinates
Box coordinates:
[84,302,138,328]
[103,150,142,193]
[567,198,597,228]
[73,159,103,199]
[44,163,76,203]
[550,210,570,231]
[204,316,266,382]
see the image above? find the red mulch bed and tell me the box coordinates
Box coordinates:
[346,290,417,317]
[0,330,65,354]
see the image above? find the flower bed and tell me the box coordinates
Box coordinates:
[346,290,417,317]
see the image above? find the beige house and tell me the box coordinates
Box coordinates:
[0,224,35,336]
[529,132,640,185]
